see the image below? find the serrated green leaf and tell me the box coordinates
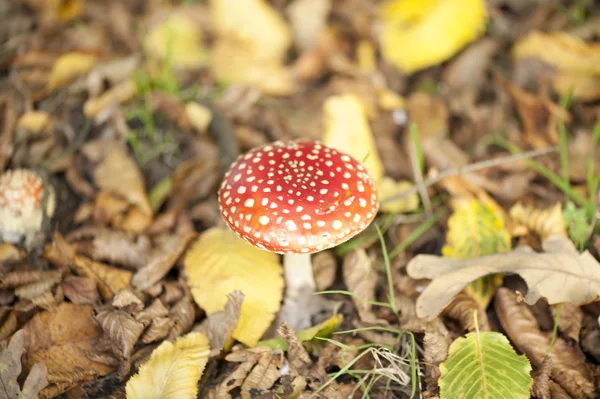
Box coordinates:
[442,199,511,308]
[439,331,532,399]
[563,202,589,249]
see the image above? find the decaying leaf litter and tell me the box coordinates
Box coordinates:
[1,0,600,398]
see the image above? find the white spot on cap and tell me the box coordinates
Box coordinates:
[286,220,297,231]
[359,198,367,207]
[332,220,343,230]
[237,186,246,194]
[259,215,270,225]
[244,199,254,207]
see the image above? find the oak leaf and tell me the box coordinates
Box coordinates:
[407,235,600,320]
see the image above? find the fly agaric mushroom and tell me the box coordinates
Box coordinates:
[218,141,378,325]
[0,169,55,245]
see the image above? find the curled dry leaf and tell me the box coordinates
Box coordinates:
[0,270,61,289]
[112,288,144,309]
[61,275,99,305]
[442,292,490,332]
[195,290,244,353]
[94,307,145,369]
[494,288,595,398]
[509,202,567,241]
[0,309,17,340]
[132,232,195,291]
[167,294,195,340]
[136,299,169,326]
[94,145,152,232]
[140,317,173,344]
[125,332,210,399]
[15,275,61,300]
[550,302,583,343]
[342,248,379,324]
[21,303,114,387]
[407,235,600,320]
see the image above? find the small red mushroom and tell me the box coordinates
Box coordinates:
[218,141,378,327]
[0,169,55,245]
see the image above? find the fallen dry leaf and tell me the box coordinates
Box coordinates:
[312,250,337,291]
[551,302,583,343]
[125,332,210,399]
[37,52,98,98]
[0,330,48,399]
[94,145,153,232]
[21,303,115,387]
[286,0,331,51]
[495,288,595,398]
[132,232,195,291]
[61,276,100,305]
[407,235,600,320]
[342,248,379,324]
[195,290,244,353]
[94,307,145,376]
[70,255,132,301]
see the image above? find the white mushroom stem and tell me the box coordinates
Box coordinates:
[283,253,316,298]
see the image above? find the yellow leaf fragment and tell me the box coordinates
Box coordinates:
[184,227,284,346]
[322,94,384,184]
[377,177,419,214]
[145,13,208,68]
[209,0,294,95]
[43,53,98,95]
[17,111,53,134]
[379,0,487,74]
[126,332,210,399]
[408,235,600,320]
[442,199,511,308]
[509,202,567,241]
[84,79,138,118]
[513,31,600,100]
[184,102,212,134]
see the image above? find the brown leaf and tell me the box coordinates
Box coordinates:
[135,299,169,326]
[509,202,567,241]
[195,290,244,352]
[112,288,143,309]
[0,329,25,399]
[30,290,60,312]
[61,276,99,305]
[312,250,337,291]
[168,294,195,339]
[68,227,150,269]
[0,309,17,340]
[70,255,132,301]
[15,274,61,300]
[551,302,583,343]
[94,308,145,366]
[22,303,114,382]
[532,357,552,399]
[207,355,260,399]
[0,270,61,289]
[342,248,379,324]
[140,317,173,344]
[242,349,284,399]
[494,288,595,398]
[441,292,491,332]
[21,362,48,399]
[131,232,195,291]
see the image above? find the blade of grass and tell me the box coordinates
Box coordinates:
[588,117,600,203]
[388,207,446,259]
[375,225,398,317]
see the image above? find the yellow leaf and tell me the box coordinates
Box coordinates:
[513,31,600,100]
[84,79,138,118]
[379,0,487,74]
[125,332,210,399]
[377,177,419,214]
[184,102,212,134]
[145,13,208,68]
[442,199,511,308]
[209,0,294,95]
[43,53,97,95]
[17,111,53,134]
[94,146,153,225]
[183,227,284,347]
[509,202,567,241]
[322,94,384,185]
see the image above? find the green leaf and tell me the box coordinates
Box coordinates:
[439,331,532,399]
[563,202,589,249]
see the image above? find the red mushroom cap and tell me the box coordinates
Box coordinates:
[218,141,379,254]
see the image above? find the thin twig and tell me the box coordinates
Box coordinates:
[380,146,560,205]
